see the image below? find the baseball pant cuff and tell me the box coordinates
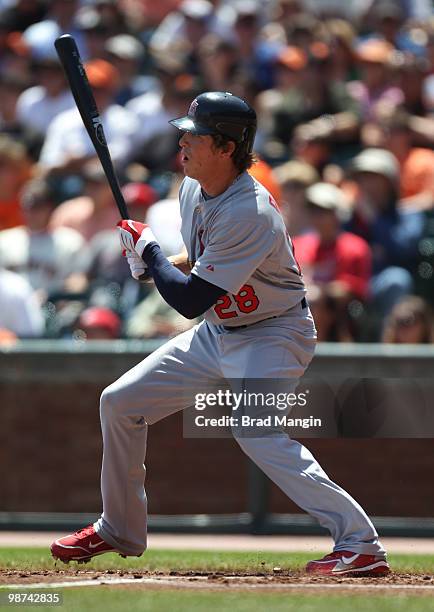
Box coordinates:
[93,519,146,557]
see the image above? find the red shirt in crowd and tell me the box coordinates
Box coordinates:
[0,200,24,231]
[293,231,372,300]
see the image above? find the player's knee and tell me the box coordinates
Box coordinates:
[100,384,122,422]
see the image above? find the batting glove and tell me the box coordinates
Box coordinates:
[126,251,150,281]
[117,219,158,258]
[118,219,157,281]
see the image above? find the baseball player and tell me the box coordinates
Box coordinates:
[51,92,389,576]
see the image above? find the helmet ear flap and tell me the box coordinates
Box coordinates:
[214,122,256,152]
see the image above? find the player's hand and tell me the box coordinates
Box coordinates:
[126,250,148,281]
[117,219,157,257]
[120,248,151,282]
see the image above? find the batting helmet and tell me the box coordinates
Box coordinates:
[169,91,257,154]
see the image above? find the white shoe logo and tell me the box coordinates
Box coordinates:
[341,553,360,565]
[88,540,106,549]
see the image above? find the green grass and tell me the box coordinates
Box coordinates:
[0,547,432,574]
[0,548,433,612]
[2,590,434,612]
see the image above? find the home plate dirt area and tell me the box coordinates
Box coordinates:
[2,569,434,595]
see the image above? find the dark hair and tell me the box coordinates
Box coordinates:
[382,296,434,343]
[211,133,256,173]
[20,179,54,209]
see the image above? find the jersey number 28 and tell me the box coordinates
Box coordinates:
[214,284,259,319]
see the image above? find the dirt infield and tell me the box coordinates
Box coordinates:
[1,568,434,595]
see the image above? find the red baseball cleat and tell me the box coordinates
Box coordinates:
[51,525,120,564]
[306,550,390,576]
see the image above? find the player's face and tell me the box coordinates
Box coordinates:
[178,132,221,181]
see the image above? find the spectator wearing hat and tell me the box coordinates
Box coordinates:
[272,45,307,89]
[293,126,336,175]
[75,3,128,62]
[348,148,425,319]
[149,0,229,77]
[16,56,74,136]
[0,178,84,302]
[293,182,371,342]
[104,34,152,106]
[294,182,371,300]
[374,109,434,211]
[22,0,86,63]
[75,306,121,340]
[180,0,221,75]
[0,134,32,231]
[39,58,139,175]
[49,159,124,242]
[273,159,319,235]
[347,39,403,121]
[325,18,357,84]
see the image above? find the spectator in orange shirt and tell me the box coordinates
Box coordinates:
[0,135,32,231]
[248,157,282,206]
[377,108,434,211]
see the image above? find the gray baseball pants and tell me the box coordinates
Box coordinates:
[94,306,385,557]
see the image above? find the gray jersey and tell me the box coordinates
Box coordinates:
[179,171,306,326]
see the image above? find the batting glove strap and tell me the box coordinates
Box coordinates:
[117,219,158,258]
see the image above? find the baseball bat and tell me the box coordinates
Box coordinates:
[54,34,129,220]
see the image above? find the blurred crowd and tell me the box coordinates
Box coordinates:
[0,0,434,344]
